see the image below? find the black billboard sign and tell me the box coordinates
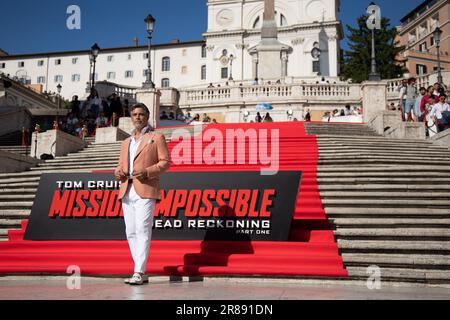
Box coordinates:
[24,171,301,241]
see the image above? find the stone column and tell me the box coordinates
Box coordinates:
[252,55,259,80]
[281,52,288,77]
[135,88,161,129]
[361,81,388,123]
[328,35,339,77]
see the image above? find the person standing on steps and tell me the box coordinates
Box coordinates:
[114,103,171,285]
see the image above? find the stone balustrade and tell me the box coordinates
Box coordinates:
[179,83,362,108]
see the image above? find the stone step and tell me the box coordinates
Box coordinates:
[37,160,119,167]
[0,202,33,209]
[317,140,432,146]
[346,266,450,283]
[334,228,450,239]
[319,150,450,157]
[76,147,122,152]
[322,199,450,208]
[317,137,436,144]
[315,135,433,143]
[0,189,37,195]
[0,210,31,218]
[30,166,115,172]
[338,240,450,252]
[68,150,121,156]
[0,171,44,179]
[0,182,40,188]
[325,207,450,217]
[0,219,23,228]
[319,155,450,161]
[49,152,119,164]
[321,143,435,149]
[311,133,379,137]
[0,195,35,201]
[0,177,41,184]
[71,152,121,158]
[318,166,450,173]
[342,254,450,268]
[319,184,450,191]
[318,172,450,178]
[87,142,122,146]
[52,154,120,161]
[319,159,450,165]
[318,177,450,184]
[320,191,450,199]
[329,218,450,228]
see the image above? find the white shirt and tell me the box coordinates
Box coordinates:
[128,125,151,178]
[398,86,406,99]
[95,116,108,126]
[430,102,450,120]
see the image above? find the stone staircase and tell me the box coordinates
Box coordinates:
[0,145,30,156]
[0,124,200,241]
[306,122,450,284]
[1,122,450,284]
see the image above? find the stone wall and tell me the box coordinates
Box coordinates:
[0,107,32,136]
[30,130,87,159]
[0,150,41,173]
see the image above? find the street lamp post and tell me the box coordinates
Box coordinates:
[143,14,155,89]
[56,83,62,130]
[90,43,100,89]
[434,26,443,85]
[89,53,95,89]
[367,3,382,81]
[229,54,235,81]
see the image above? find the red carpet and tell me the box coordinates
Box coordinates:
[0,122,348,277]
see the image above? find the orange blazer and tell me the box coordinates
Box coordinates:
[115,131,170,200]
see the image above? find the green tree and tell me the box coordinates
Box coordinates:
[340,15,407,83]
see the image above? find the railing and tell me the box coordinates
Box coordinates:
[179,83,362,107]
[96,82,179,107]
[114,84,137,103]
[386,73,432,97]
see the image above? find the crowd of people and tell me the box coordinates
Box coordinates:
[58,88,131,137]
[397,79,450,133]
[161,111,219,124]
[320,105,362,122]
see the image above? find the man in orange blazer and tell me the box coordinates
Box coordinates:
[114,103,170,285]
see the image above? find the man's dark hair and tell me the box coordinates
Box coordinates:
[130,103,150,116]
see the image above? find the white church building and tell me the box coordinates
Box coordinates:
[0,0,345,122]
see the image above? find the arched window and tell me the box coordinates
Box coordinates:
[162,57,170,72]
[201,65,207,80]
[161,78,170,88]
[201,45,207,58]
[253,12,287,29]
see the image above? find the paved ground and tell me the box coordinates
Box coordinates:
[0,276,449,300]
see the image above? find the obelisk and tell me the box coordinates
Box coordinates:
[249,0,291,80]
[262,0,277,39]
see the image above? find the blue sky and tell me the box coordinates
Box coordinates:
[0,0,425,55]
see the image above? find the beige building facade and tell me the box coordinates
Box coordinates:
[398,0,450,78]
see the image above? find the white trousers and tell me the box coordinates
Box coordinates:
[122,185,156,274]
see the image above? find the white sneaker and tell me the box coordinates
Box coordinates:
[127,273,148,285]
